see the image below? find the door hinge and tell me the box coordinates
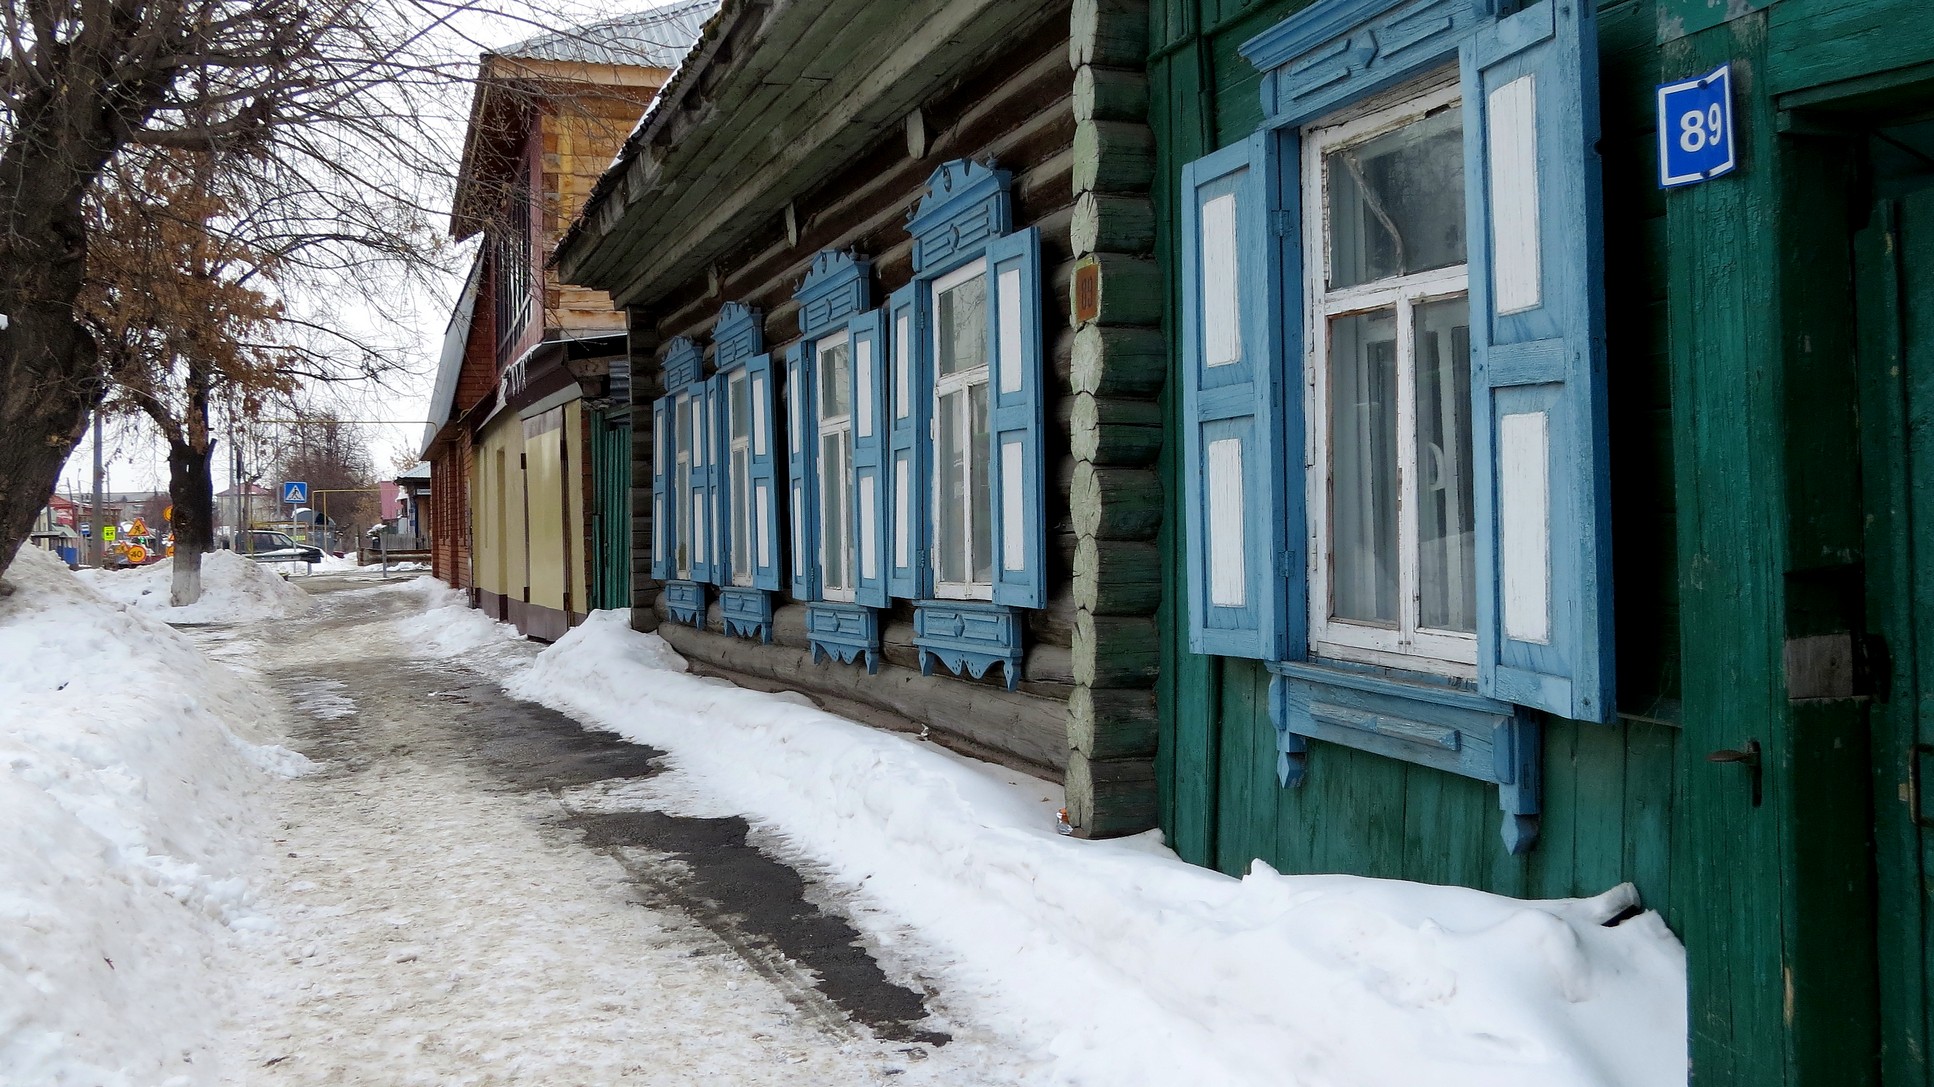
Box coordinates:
[1269,211,1295,237]
[519,453,527,470]
[1276,548,1295,577]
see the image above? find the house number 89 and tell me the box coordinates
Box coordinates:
[1678,104,1724,154]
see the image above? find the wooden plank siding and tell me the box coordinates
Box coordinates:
[1147,0,1684,912]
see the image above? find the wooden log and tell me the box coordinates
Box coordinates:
[1073,535,1162,616]
[1071,191,1155,257]
[1071,252,1161,328]
[1070,0,1152,70]
[1067,684,1159,760]
[1072,323,1167,397]
[1070,461,1163,541]
[1064,752,1159,838]
[1073,120,1154,195]
[1073,66,1148,124]
[1052,324,1078,386]
[1073,612,1160,688]
[1070,391,1162,466]
[654,621,1070,774]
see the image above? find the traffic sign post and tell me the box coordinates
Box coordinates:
[281,481,309,505]
[1657,64,1736,189]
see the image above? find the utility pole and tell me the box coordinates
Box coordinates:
[90,408,104,567]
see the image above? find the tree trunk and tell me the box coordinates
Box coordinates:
[0,304,98,583]
[167,365,217,606]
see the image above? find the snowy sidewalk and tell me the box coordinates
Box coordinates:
[1,553,1688,1087]
[210,575,1014,1085]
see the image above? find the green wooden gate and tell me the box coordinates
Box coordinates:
[589,409,632,612]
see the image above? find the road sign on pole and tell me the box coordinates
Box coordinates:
[281,481,309,504]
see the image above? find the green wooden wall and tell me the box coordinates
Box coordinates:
[1152,1,1934,1083]
[1150,0,1685,914]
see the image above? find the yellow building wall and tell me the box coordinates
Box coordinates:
[471,397,589,630]
[471,416,527,607]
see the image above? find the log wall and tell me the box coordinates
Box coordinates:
[623,7,1107,782]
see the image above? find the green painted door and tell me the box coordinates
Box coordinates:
[589,411,632,612]
[1858,151,1934,1087]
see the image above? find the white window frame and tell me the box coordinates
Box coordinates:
[674,390,694,580]
[815,329,855,602]
[928,257,994,602]
[1303,77,1477,677]
[727,369,752,587]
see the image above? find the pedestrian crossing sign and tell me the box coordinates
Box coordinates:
[282,481,309,504]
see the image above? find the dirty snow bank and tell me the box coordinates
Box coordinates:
[79,549,317,623]
[0,547,309,1087]
[389,575,527,662]
[510,611,1687,1087]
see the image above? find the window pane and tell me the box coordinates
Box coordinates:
[731,374,749,441]
[970,381,992,584]
[1326,108,1465,289]
[819,341,851,418]
[1329,309,1399,626]
[937,274,987,379]
[1415,297,1475,633]
[938,390,966,584]
[820,432,847,591]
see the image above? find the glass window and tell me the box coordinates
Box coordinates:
[931,262,993,598]
[1325,106,1466,290]
[1307,80,1476,673]
[729,372,752,585]
[816,333,854,599]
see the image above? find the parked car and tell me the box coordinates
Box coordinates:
[237,529,323,565]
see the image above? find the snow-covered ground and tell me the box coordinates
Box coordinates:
[0,548,311,1086]
[0,552,1688,1087]
[78,550,318,623]
[506,612,1689,1087]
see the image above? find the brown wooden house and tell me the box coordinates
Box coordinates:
[420,3,710,633]
[557,0,1162,835]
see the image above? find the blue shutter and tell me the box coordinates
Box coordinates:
[848,308,889,609]
[1179,132,1297,660]
[886,283,930,600]
[986,227,1046,609]
[747,352,782,592]
[784,342,819,601]
[1462,0,1615,723]
[650,394,672,580]
[690,375,719,585]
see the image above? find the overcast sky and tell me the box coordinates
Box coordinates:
[58,0,695,504]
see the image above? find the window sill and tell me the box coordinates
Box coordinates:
[806,602,880,673]
[1265,657,1540,854]
[719,587,774,644]
[914,602,1023,691]
[664,581,707,630]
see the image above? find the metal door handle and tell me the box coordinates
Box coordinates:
[1708,739,1763,807]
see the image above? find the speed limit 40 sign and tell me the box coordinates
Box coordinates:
[1657,64,1736,189]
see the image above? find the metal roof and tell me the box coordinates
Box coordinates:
[492,0,717,69]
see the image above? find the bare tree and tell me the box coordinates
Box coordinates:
[83,152,297,603]
[0,0,466,580]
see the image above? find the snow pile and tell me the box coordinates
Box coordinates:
[80,549,318,623]
[509,612,1687,1087]
[0,547,310,1087]
[390,575,528,661]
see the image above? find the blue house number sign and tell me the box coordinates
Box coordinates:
[1657,64,1736,188]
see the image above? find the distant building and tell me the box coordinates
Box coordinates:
[420,1,709,639]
